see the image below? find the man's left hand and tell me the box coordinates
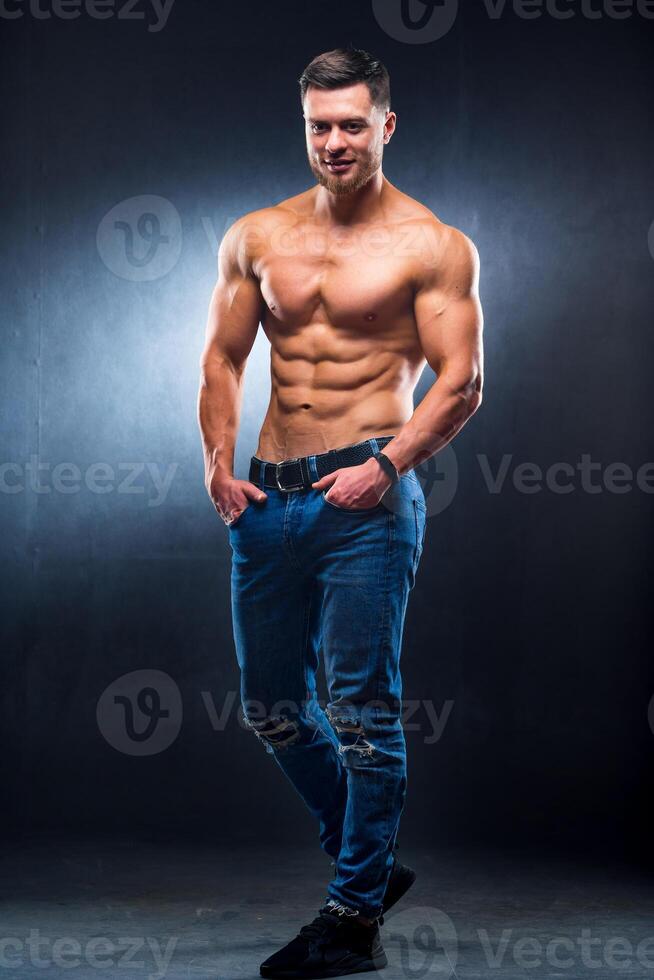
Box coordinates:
[311,458,394,510]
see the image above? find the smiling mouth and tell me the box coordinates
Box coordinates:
[325,160,354,172]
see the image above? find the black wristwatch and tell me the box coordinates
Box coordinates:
[372,451,399,484]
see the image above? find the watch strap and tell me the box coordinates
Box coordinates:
[373,451,399,484]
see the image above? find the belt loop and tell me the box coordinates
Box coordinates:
[369,437,380,455]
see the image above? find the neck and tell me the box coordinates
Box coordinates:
[314,169,387,225]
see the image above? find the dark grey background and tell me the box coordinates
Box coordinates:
[1,0,652,861]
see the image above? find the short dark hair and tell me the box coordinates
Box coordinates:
[298,46,391,113]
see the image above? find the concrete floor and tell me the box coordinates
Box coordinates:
[0,836,652,979]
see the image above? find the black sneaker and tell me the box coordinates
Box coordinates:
[259,907,387,979]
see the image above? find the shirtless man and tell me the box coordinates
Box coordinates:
[198,46,483,979]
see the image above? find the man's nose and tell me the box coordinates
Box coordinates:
[324,127,348,154]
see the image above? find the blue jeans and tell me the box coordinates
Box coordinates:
[228,436,427,920]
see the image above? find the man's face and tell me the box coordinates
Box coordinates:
[303,83,394,196]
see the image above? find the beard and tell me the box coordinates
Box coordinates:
[308,143,383,196]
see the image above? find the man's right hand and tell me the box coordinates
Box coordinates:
[207,474,267,527]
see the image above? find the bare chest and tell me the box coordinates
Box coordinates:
[255,226,417,333]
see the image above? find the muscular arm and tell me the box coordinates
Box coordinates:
[381,224,484,476]
[197,217,264,489]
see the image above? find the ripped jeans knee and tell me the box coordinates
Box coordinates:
[325,710,375,760]
[243,714,302,753]
[241,698,319,754]
[325,700,402,767]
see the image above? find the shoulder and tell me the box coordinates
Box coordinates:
[405,207,478,270]
[219,203,291,250]
[381,185,479,284]
[403,212,479,292]
[217,203,292,274]
[218,195,310,271]
[429,221,479,286]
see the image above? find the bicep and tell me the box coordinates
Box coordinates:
[201,225,265,372]
[413,231,483,382]
[414,288,483,379]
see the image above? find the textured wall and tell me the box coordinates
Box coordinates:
[1,0,652,853]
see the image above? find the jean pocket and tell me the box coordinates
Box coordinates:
[413,498,426,567]
[406,470,427,510]
[321,489,384,514]
[227,504,251,529]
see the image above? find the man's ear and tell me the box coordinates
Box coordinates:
[383,110,397,143]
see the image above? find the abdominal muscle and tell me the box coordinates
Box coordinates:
[254,317,424,463]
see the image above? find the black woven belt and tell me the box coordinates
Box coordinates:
[249,436,395,492]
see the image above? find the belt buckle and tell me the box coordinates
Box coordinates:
[275,457,304,492]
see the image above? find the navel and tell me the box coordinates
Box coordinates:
[364,312,377,322]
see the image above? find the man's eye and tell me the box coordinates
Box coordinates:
[311,124,362,134]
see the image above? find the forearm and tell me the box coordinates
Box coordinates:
[197,354,244,482]
[381,370,482,475]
